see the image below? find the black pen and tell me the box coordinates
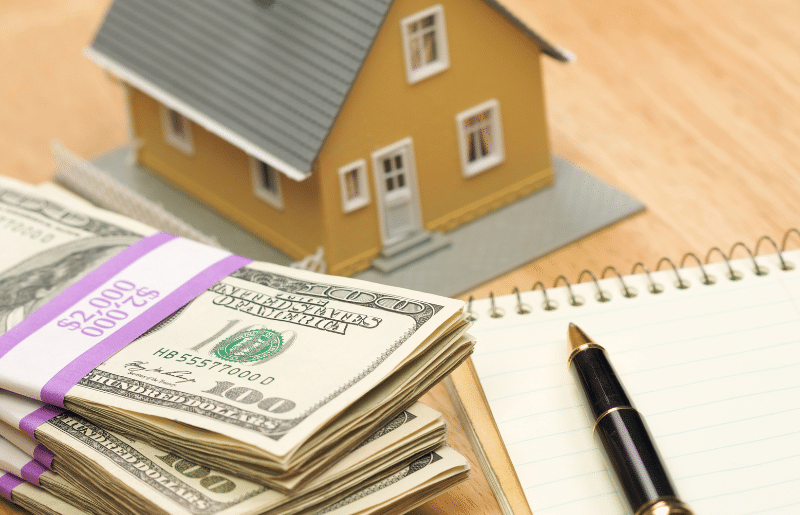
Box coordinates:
[567,323,695,515]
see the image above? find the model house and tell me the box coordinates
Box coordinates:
[88,0,571,276]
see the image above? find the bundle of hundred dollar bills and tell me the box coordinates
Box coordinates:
[0,176,472,515]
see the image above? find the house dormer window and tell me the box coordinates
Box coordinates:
[401,5,449,84]
[456,99,505,177]
[250,157,283,209]
[161,106,194,154]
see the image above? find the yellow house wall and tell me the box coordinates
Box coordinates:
[128,86,325,259]
[317,0,554,276]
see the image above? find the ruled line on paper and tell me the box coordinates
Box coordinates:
[614,319,800,357]
[495,403,584,425]
[487,381,570,402]
[628,339,800,378]
[635,359,800,395]
[522,468,608,490]
[742,501,800,515]
[690,477,800,503]
[503,424,590,449]
[480,358,562,380]
[531,491,621,514]
[646,385,800,418]
[478,336,799,387]
[659,411,800,442]
[676,452,800,481]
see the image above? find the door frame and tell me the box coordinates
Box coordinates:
[370,137,424,246]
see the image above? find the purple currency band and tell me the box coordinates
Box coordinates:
[0,473,24,501]
[33,445,55,470]
[20,460,46,486]
[0,231,252,408]
[0,232,173,363]
[40,252,251,406]
[19,405,64,438]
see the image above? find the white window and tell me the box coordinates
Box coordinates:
[160,105,193,154]
[250,158,283,209]
[400,5,450,84]
[338,160,370,213]
[456,99,505,177]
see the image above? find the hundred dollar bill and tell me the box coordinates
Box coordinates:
[0,444,468,515]
[0,176,473,490]
[0,405,466,515]
[1,434,97,515]
[0,392,446,515]
[0,470,88,515]
[0,178,152,332]
[310,445,469,515]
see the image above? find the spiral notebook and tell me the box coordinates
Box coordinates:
[446,236,800,515]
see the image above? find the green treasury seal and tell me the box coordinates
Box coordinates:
[212,327,294,364]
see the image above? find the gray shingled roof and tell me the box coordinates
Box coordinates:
[89,0,570,181]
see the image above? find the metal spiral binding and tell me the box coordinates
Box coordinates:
[466,228,799,320]
[631,262,663,293]
[488,292,504,318]
[656,257,689,289]
[512,287,532,315]
[533,282,557,311]
[781,229,800,259]
[679,253,715,285]
[554,275,581,306]
[705,247,742,281]
[756,235,793,271]
[578,269,611,302]
[466,296,476,322]
[601,266,636,298]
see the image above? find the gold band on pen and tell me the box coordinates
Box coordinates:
[567,342,605,366]
[635,497,695,515]
[592,406,637,436]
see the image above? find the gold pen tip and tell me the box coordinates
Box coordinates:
[567,323,593,351]
[567,324,605,366]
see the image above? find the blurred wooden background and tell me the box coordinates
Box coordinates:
[2,0,800,513]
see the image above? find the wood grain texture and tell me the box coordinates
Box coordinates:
[3,0,800,513]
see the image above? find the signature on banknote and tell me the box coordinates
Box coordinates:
[124,361,197,384]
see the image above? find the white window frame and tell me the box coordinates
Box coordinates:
[160,105,194,155]
[249,157,284,210]
[338,159,370,213]
[455,99,506,177]
[400,5,450,84]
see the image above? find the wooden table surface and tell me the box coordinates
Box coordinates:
[3,0,800,513]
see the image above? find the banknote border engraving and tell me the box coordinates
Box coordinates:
[354,410,417,450]
[0,188,143,239]
[228,268,444,330]
[316,451,443,514]
[46,413,266,514]
[39,408,419,514]
[77,371,299,437]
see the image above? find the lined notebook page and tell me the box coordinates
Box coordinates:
[468,249,800,515]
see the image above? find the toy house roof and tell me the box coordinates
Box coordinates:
[88,0,571,181]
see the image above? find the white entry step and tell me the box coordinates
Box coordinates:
[372,231,451,273]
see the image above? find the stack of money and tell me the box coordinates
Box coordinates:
[0,176,471,514]
[0,394,467,515]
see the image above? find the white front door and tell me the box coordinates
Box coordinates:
[372,138,422,246]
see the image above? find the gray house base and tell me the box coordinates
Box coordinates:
[57,145,644,297]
